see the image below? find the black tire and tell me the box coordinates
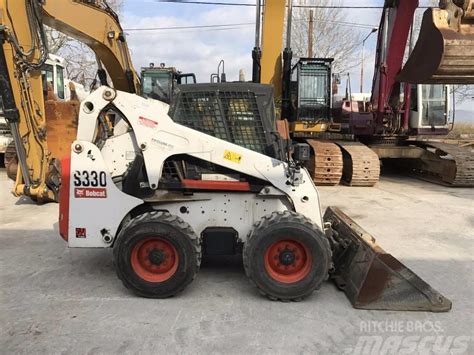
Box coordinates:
[243,211,332,301]
[113,211,201,298]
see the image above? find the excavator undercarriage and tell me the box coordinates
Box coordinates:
[305,140,381,187]
[405,141,474,186]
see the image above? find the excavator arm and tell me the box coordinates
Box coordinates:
[0,0,139,202]
[370,0,474,133]
[41,0,139,93]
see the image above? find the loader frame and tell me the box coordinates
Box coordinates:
[60,87,324,247]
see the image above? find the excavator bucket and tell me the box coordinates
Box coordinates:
[44,99,79,161]
[324,207,452,312]
[397,5,474,84]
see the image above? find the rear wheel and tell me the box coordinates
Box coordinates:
[114,211,201,298]
[243,211,332,301]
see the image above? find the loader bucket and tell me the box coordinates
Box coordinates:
[397,7,474,84]
[324,207,452,312]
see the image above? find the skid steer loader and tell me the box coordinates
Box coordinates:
[0,0,453,312]
[56,85,451,312]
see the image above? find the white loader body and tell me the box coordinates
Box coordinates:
[60,87,324,247]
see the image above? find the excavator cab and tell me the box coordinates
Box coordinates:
[398,0,474,84]
[292,58,333,122]
[141,64,196,104]
[408,84,450,135]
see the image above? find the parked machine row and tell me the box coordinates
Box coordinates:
[252,0,474,187]
[0,0,472,311]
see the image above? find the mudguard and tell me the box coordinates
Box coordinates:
[324,207,452,312]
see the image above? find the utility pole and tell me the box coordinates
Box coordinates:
[308,10,314,57]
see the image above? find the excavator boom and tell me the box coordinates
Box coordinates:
[41,0,139,92]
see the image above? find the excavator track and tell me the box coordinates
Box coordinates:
[305,140,343,185]
[414,141,474,187]
[335,141,380,186]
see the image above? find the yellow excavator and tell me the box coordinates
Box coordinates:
[253,0,474,187]
[0,0,139,202]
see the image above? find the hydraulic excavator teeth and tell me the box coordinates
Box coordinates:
[397,4,474,84]
[324,207,452,312]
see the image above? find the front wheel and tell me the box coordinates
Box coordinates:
[243,211,332,301]
[114,211,201,298]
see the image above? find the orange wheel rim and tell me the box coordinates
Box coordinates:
[264,239,312,283]
[131,237,179,282]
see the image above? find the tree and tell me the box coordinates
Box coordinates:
[452,85,474,103]
[290,0,365,73]
[46,0,123,87]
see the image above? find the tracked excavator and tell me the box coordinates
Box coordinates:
[253,0,474,187]
[0,0,453,311]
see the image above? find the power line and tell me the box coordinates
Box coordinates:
[156,0,254,6]
[125,18,378,32]
[126,26,250,35]
[156,0,435,9]
[124,22,253,31]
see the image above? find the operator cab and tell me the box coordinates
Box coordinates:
[408,84,450,135]
[41,54,66,100]
[291,58,333,122]
[140,63,196,104]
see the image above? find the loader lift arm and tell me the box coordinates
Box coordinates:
[0,0,139,202]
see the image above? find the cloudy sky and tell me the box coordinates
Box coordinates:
[120,0,473,114]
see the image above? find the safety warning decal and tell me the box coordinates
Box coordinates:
[75,228,87,238]
[223,150,242,164]
[138,116,158,128]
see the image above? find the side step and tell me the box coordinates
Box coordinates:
[324,207,452,312]
[335,141,380,186]
[414,141,474,187]
[305,140,343,186]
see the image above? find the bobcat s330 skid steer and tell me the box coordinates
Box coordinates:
[0,0,454,313]
[58,86,452,312]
